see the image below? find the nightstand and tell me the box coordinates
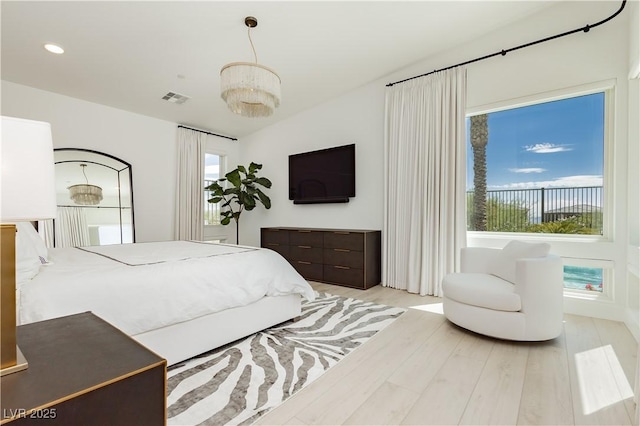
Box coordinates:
[0,312,166,425]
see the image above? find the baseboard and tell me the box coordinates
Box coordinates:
[563,295,623,322]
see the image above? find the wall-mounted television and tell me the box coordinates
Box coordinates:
[289,144,355,204]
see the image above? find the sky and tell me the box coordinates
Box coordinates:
[466,92,605,192]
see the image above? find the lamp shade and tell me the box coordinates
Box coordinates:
[220,62,281,117]
[1,116,57,222]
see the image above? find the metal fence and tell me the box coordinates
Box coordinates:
[467,186,603,234]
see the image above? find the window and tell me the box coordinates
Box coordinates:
[204,153,224,226]
[466,85,614,295]
[466,91,607,236]
[564,265,603,293]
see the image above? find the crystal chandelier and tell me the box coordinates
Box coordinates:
[220,16,281,118]
[68,163,103,206]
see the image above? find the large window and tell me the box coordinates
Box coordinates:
[466,87,612,294]
[466,92,606,236]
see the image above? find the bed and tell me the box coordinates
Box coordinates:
[15,223,315,365]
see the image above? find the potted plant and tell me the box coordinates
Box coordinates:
[206,162,272,244]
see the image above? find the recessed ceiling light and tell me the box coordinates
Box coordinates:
[44,43,64,54]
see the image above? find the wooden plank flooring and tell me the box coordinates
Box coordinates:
[255,282,638,426]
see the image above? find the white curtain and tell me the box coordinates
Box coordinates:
[54,207,91,247]
[38,219,55,248]
[383,67,467,296]
[174,127,205,240]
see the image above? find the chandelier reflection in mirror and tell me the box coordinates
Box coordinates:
[68,163,103,206]
[220,16,281,118]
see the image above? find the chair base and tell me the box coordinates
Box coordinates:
[443,296,560,342]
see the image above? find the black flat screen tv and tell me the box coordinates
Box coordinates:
[289,144,355,204]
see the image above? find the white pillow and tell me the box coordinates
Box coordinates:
[15,222,48,286]
[16,222,48,263]
[489,240,551,283]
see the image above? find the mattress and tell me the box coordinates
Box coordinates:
[18,241,315,336]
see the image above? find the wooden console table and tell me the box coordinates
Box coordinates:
[0,312,166,425]
[261,227,381,289]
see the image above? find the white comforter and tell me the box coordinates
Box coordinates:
[18,241,315,336]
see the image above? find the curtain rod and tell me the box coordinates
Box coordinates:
[177,125,238,141]
[387,0,627,87]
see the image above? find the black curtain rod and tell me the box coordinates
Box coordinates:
[178,125,238,141]
[387,0,627,87]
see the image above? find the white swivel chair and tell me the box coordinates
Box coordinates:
[442,241,563,341]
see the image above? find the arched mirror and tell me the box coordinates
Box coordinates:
[43,149,135,247]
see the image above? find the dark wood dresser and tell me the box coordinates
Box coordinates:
[261,227,381,289]
[0,312,166,425]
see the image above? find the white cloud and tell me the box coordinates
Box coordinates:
[524,143,573,154]
[508,167,546,174]
[489,175,603,190]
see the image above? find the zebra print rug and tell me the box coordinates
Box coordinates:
[166,292,406,425]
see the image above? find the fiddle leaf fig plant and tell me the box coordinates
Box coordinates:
[206,162,272,244]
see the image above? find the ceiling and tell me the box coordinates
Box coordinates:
[1,1,557,139]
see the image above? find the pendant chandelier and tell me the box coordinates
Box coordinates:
[220,16,281,118]
[68,163,103,206]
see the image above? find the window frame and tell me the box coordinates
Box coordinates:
[465,79,615,242]
[561,257,614,302]
[465,80,617,300]
[203,150,227,241]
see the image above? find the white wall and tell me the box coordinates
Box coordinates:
[1,81,177,242]
[626,0,640,343]
[239,2,638,336]
[238,82,384,246]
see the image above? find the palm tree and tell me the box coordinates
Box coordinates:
[470,114,489,231]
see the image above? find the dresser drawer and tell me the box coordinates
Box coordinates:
[261,228,290,245]
[261,227,380,289]
[293,261,323,281]
[290,246,323,263]
[323,231,364,251]
[323,265,364,287]
[323,248,364,269]
[263,243,290,259]
[289,230,323,247]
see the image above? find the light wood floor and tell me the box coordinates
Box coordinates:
[255,282,638,426]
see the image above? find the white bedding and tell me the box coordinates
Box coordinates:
[18,241,315,336]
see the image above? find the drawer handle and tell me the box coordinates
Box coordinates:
[298,245,311,249]
[334,265,351,270]
[298,230,312,233]
[333,248,350,253]
[267,243,279,246]
[297,261,312,265]
[334,231,350,235]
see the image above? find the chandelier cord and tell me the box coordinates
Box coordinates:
[247,27,258,63]
[220,15,280,118]
[81,164,89,185]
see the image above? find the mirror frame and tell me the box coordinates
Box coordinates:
[53,148,136,245]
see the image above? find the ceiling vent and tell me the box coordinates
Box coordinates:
[162,92,190,104]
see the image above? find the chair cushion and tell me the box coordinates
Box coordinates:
[443,273,521,312]
[489,240,550,283]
